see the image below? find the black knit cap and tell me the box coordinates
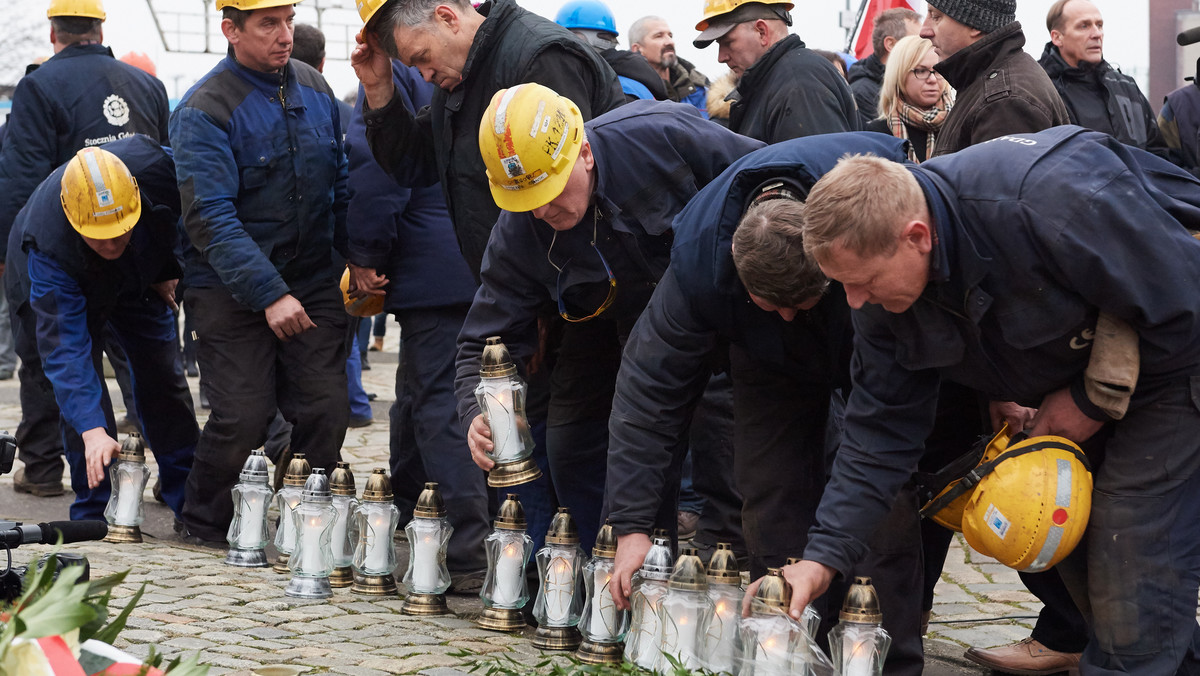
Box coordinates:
[927,0,1016,33]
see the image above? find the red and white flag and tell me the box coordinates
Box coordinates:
[852,0,926,59]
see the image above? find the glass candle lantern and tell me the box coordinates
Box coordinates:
[475,337,541,487]
[576,520,629,665]
[271,453,311,574]
[737,568,799,676]
[623,529,674,670]
[828,576,891,676]
[703,542,743,673]
[285,469,338,598]
[657,547,714,671]
[477,494,536,632]
[103,433,150,543]
[351,468,401,595]
[328,462,358,587]
[225,449,274,567]
[401,482,453,615]
[532,508,585,650]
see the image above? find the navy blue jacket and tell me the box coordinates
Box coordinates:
[345,63,477,311]
[0,43,170,258]
[605,132,910,536]
[170,55,348,311]
[5,135,180,435]
[806,126,1200,575]
[453,100,763,429]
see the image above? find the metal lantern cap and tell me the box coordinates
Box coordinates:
[840,576,883,624]
[592,520,617,558]
[651,527,669,540]
[641,532,674,578]
[668,547,707,591]
[282,453,312,487]
[479,337,517,377]
[301,469,332,503]
[755,567,792,610]
[413,482,447,518]
[117,433,146,462]
[238,449,271,484]
[495,493,527,530]
[707,542,741,585]
[545,507,580,545]
[329,462,356,496]
[785,557,801,565]
[361,467,393,501]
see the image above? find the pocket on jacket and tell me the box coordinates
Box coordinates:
[993,286,1088,350]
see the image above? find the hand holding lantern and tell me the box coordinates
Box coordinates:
[475,337,541,487]
[103,433,150,543]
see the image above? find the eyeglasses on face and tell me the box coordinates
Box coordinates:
[909,67,939,81]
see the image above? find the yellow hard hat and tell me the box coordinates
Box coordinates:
[355,0,387,25]
[961,435,1092,573]
[47,0,105,20]
[922,424,1012,532]
[340,268,385,318]
[695,0,793,32]
[215,0,302,11]
[59,147,141,240]
[478,83,585,213]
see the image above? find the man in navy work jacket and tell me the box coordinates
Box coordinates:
[605,133,929,675]
[457,84,762,551]
[169,0,350,546]
[0,0,170,499]
[778,126,1200,674]
[5,137,196,522]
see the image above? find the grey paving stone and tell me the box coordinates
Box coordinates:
[244,626,298,640]
[161,636,216,650]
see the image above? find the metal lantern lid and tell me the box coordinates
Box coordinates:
[668,547,707,591]
[238,449,271,484]
[641,531,674,578]
[360,467,393,502]
[706,542,741,585]
[301,469,332,503]
[545,507,579,545]
[413,482,447,518]
[494,493,527,530]
[651,527,669,541]
[840,576,883,624]
[282,453,312,487]
[785,557,801,565]
[592,520,617,558]
[329,462,356,497]
[117,433,146,462]
[755,568,792,611]
[479,336,517,377]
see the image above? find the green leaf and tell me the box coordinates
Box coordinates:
[91,582,146,645]
[13,565,98,639]
[85,570,130,599]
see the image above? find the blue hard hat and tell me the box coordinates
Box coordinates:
[555,0,618,35]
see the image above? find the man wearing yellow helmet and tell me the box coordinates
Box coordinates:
[0,0,170,501]
[4,137,197,523]
[169,0,352,546]
[456,84,761,554]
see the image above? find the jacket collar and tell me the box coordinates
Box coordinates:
[222,52,301,106]
[1037,42,1109,82]
[934,21,1025,91]
[459,0,514,87]
[50,43,113,61]
[669,57,709,91]
[847,52,884,84]
[910,165,992,319]
[740,33,805,92]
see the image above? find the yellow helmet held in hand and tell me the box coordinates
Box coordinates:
[215,0,303,11]
[478,83,585,213]
[922,424,1013,532]
[961,435,1092,573]
[47,0,105,20]
[695,0,793,31]
[340,268,385,318]
[60,147,141,240]
[355,0,387,25]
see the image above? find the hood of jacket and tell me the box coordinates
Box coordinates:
[603,48,669,99]
[934,21,1026,92]
[707,70,738,121]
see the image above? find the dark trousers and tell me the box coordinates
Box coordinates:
[182,283,348,541]
[686,372,745,558]
[729,345,924,676]
[11,303,65,485]
[388,305,490,572]
[103,327,141,432]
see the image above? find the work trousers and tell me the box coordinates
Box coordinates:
[11,301,65,486]
[182,283,348,542]
[388,305,490,573]
[729,345,924,676]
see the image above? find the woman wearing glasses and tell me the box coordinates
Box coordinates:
[865,36,954,163]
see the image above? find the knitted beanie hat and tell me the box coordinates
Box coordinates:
[927,0,1016,33]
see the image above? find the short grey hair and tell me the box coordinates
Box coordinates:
[628,15,667,48]
[369,0,474,57]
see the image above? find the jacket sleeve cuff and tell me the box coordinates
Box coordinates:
[800,532,858,580]
[347,244,392,272]
[363,92,405,129]
[1069,377,1112,422]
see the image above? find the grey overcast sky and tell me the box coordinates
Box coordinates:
[8,0,1151,102]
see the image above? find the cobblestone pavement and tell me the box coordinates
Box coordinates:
[0,333,1061,675]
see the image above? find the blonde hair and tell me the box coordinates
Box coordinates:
[802,155,924,262]
[876,36,949,119]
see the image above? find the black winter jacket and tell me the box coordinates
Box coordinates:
[932,22,1069,157]
[848,52,885,127]
[729,34,860,143]
[363,0,625,278]
[1037,43,1167,154]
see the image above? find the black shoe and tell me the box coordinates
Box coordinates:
[348,416,373,429]
[366,392,378,401]
[448,569,488,596]
[177,526,225,550]
[185,363,199,378]
[153,476,165,504]
[199,389,210,409]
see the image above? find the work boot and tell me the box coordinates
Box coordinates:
[964,637,1081,675]
[677,510,700,541]
[13,468,65,497]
